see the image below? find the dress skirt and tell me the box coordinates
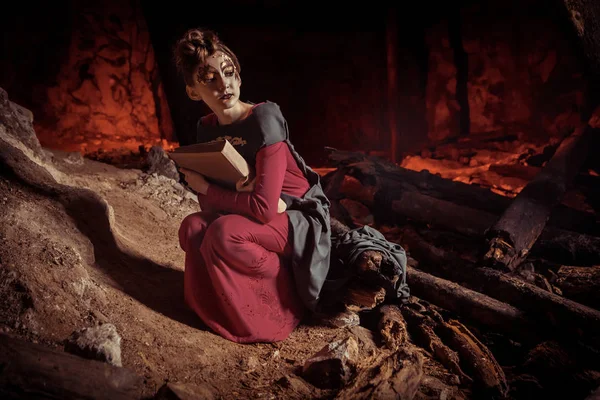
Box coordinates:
[178,210,306,343]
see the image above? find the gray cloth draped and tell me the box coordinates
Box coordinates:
[257,102,332,312]
[330,225,410,303]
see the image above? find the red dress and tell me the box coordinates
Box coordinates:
[178,110,311,343]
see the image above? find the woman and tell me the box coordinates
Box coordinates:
[174,28,331,343]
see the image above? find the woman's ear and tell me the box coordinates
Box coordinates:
[186,85,203,101]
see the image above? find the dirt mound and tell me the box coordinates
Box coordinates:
[0,127,345,398]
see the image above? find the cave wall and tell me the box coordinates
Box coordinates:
[424,0,586,144]
[0,0,591,166]
[1,0,173,156]
[141,2,391,166]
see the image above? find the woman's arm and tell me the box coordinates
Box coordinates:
[197,141,288,224]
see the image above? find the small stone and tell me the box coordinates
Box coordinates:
[302,336,359,389]
[322,310,360,328]
[240,355,260,371]
[64,323,122,367]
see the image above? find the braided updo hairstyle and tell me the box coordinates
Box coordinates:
[174,28,241,86]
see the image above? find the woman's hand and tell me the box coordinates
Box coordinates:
[236,176,256,192]
[179,168,210,195]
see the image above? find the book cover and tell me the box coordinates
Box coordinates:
[167,139,251,190]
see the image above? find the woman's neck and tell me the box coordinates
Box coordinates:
[216,102,253,125]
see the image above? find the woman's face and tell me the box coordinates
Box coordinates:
[189,51,241,112]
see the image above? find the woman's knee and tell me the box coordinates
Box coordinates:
[179,211,216,252]
[200,214,249,253]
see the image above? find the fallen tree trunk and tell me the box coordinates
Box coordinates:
[328,217,537,340]
[331,174,600,266]
[377,305,409,351]
[533,229,600,266]
[343,284,387,312]
[389,190,600,266]
[400,227,600,348]
[482,124,596,271]
[335,346,424,400]
[438,319,509,399]
[553,265,600,310]
[400,302,508,398]
[0,333,145,400]
[324,148,599,236]
[407,266,537,340]
[328,217,513,397]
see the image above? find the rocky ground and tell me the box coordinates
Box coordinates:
[2,86,600,399]
[0,139,355,398]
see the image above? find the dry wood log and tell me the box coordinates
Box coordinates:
[437,320,509,399]
[533,229,600,266]
[0,333,145,400]
[553,266,600,310]
[406,267,536,340]
[324,148,599,235]
[328,218,538,340]
[329,216,510,396]
[334,346,424,400]
[344,283,387,312]
[390,190,600,266]
[378,305,409,351]
[482,123,596,271]
[400,301,508,397]
[338,174,377,206]
[399,227,600,348]
[401,305,472,385]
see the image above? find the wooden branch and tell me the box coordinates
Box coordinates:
[344,284,387,312]
[554,266,600,310]
[401,306,471,385]
[378,305,409,351]
[400,227,600,348]
[328,217,536,340]
[400,301,508,397]
[483,124,595,271]
[532,229,600,266]
[335,346,424,400]
[0,333,145,400]
[407,267,536,340]
[325,148,599,236]
[437,320,509,399]
[390,190,600,266]
[329,211,510,397]
[392,190,491,237]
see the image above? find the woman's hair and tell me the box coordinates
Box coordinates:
[173,28,241,86]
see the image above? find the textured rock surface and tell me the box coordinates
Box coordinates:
[36,0,173,155]
[425,1,585,142]
[302,336,359,389]
[0,87,47,161]
[65,323,123,367]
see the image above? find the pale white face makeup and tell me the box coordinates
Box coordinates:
[186,51,241,113]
